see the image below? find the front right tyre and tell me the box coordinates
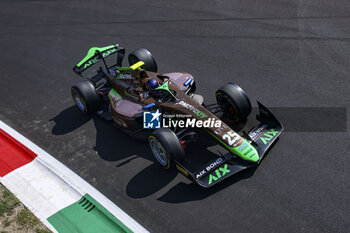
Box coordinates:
[128,48,158,72]
[216,83,252,124]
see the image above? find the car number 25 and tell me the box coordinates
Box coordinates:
[222,130,241,147]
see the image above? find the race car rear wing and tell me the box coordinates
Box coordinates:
[73,44,125,76]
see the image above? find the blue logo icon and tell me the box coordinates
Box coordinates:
[143,110,161,129]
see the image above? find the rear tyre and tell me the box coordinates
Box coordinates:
[216,83,252,123]
[71,80,102,115]
[128,48,158,72]
[148,129,185,169]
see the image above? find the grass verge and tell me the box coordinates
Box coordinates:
[0,184,51,233]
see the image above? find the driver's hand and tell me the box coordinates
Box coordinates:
[138,93,143,100]
[134,87,143,93]
[143,92,149,99]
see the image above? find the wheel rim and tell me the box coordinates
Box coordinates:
[74,95,85,112]
[149,139,168,166]
[218,94,236,114]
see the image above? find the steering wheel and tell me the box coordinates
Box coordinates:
[149,89,171,102]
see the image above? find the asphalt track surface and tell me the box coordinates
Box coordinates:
[1,1,349,232]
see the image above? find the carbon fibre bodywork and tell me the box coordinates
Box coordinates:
[72,44,283,188]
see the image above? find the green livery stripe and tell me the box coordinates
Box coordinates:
[116,67,132,71]
[109,88,122,99]
[77,45,115,67]
[47,194,132,233]
[206,130,259,162]
[155,81,176,98]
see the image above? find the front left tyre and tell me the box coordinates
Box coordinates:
[71,80,102,115]
[148,129,185,169]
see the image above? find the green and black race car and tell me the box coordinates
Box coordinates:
[71,44,283,188]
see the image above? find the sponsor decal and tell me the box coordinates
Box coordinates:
[143,110,161,129]
[83,57,99,69]
[222,130,243,147]
[237,143,248,151]
[194,110,207,118]
[208,164,231,185]
[176,101,208,118]
[117,74,132,79]
[248,124,267,140]
[260,129,279,144]
[213,124,228,135]
[195,158,224,179]
[83,48,117,69]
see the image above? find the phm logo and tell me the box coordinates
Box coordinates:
[143,110,161,129]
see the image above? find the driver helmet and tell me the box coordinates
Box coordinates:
[145,78,160,90]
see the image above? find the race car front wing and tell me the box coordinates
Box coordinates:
[175,101,283,188]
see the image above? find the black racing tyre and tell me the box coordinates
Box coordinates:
[148,128,185,169]
[216,83,252,123]
[128,48,158,72]
[71,80,102,115]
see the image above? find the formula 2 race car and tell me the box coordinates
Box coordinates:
[71,44,283,188]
